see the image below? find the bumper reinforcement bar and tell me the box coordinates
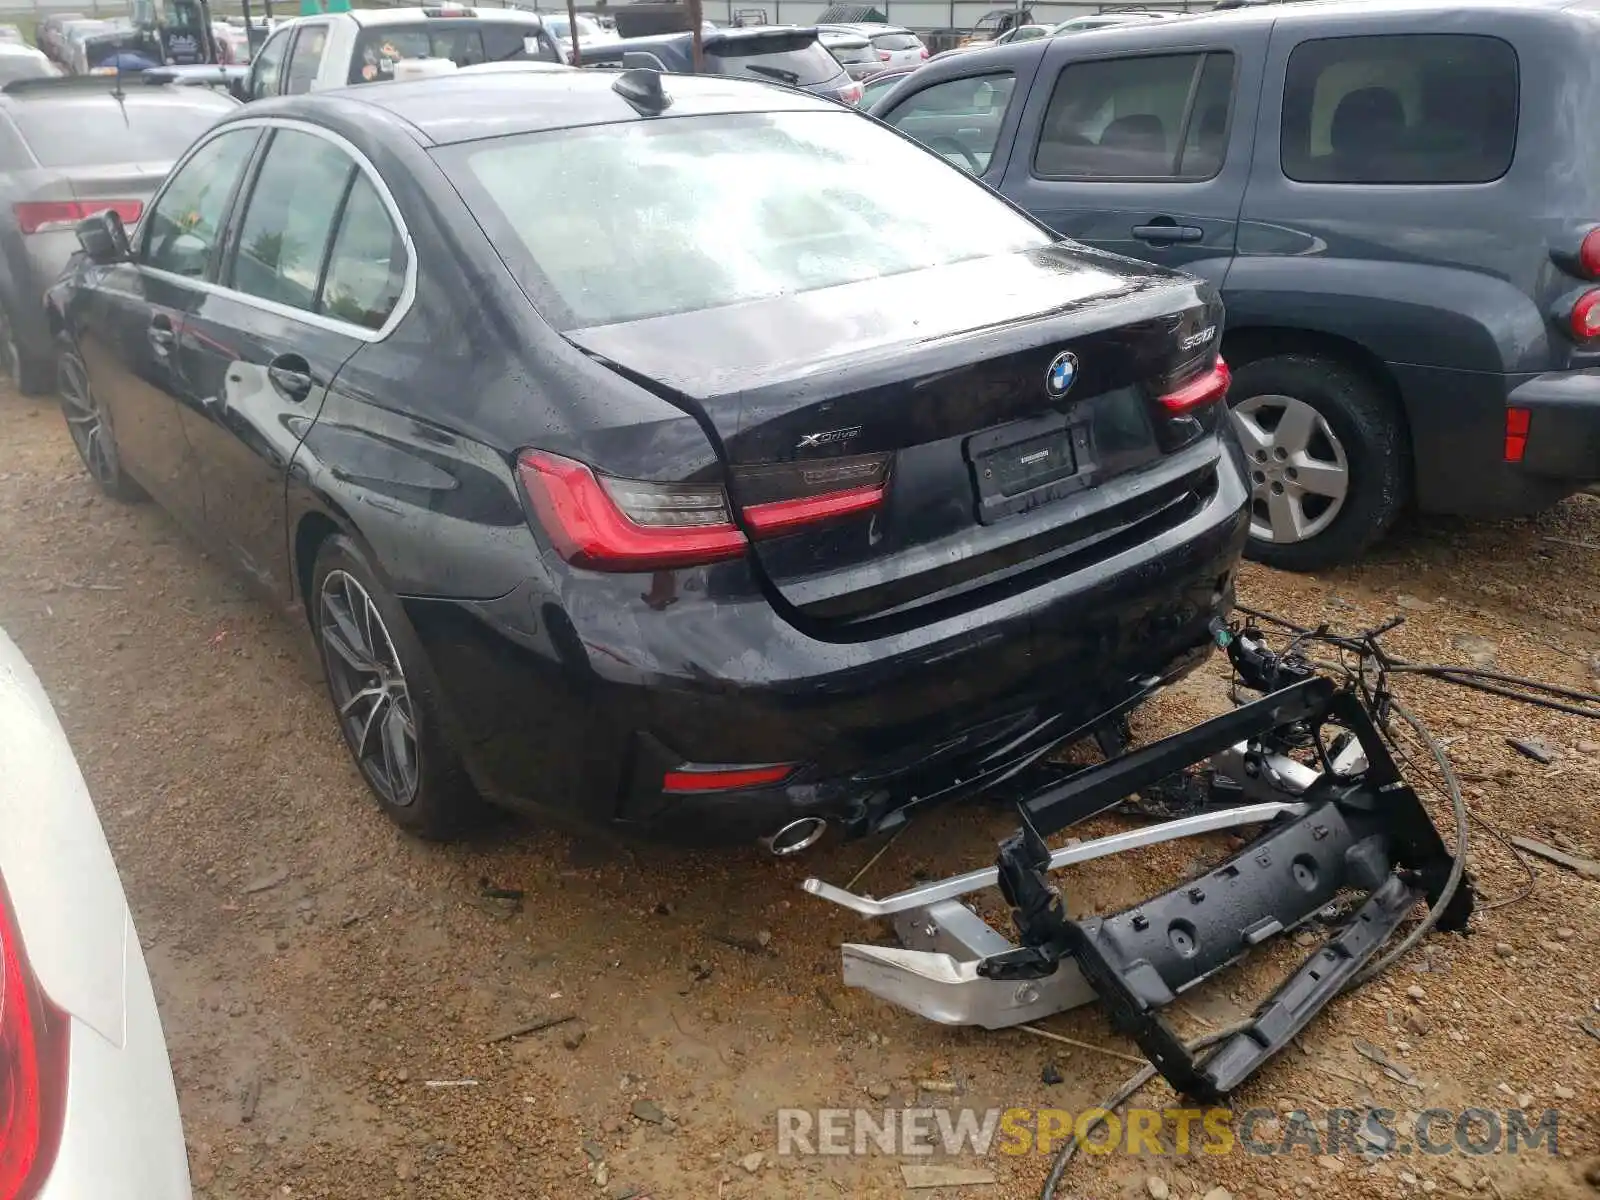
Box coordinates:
[805,652,1473,1100]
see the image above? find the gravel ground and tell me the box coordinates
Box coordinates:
[1,390,1596,1200]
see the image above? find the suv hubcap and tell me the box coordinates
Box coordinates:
[1230,394,1350,544]
[318,570,419,806]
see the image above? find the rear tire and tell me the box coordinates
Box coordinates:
[0,301,50,396]
[310,534,487,839]
[57,334,144,501]
[1226,353,1408,571]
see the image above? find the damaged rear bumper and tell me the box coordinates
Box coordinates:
[806,673,1473,1100]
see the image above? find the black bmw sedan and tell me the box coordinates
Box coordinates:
[47,67,1248,848]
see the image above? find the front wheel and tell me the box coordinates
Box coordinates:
[310,535,486,839]
[1227,353,1409,571]
[57,335,143,501]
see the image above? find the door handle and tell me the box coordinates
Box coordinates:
[1132,223,1204,244]
[267,354,314,403]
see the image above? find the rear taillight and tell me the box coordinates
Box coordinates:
[516,450,889,571]
[838,82,862,105]
[1571,289,1600,341]
[13,199,142,236]
[1503,406,1531,462]
[919,47,929,58]
[877,48,891,60]
[0,879,69,1200]
[1580,228,1600,277]
[1158,359,1231,413]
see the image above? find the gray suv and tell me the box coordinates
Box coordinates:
[872,0,1600,568]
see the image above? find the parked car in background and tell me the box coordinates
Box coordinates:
[0,624,191,1198]
[856,62,914,106]
[0,24,25,45]
[820,29,879,81]
[0,76,236,391]
[537,11,619,61]
[212,20,251,63]
[579,27,861,105]
[817,22,926,67]
[0,43,60,85]
[1050,11,1172,34]
[49,67,1243,848]
[35,13,85,64]
[872,0,1600,568]
[929,21,1050,60]
[244,6,561,98]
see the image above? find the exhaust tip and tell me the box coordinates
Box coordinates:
[764,816,829,857]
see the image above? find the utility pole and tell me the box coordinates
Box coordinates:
[565,0,582,62]
[688,0,704,70]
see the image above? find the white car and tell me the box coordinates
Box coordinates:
[536,11,618,62]
[0,627,190,1198]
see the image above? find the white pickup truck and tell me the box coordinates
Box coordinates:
[244,4,563,100]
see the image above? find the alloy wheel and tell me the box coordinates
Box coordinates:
[59,351,118,487]
[1229,394,1350,544]
[318,569,420,807]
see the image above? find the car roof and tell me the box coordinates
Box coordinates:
[0,42,46,57]
[256,64,841,146]
[1150,0,1598,29]
[819,21,913,33]
[0,76,237,112]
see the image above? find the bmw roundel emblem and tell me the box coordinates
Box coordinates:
[1045,350,1078,399]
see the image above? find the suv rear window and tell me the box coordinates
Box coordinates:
[1280,34,1518,185]
[872,32,920,50]
[440,110,1050,329]
[707,35,839,86]
[825,38,876,65]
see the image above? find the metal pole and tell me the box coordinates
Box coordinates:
[688,0,704,70]
[565,0,581,63]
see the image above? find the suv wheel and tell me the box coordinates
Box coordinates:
[1227,353,1408,571]
[311,534,487,839]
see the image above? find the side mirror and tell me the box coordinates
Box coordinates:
[75,210,130,265]
[229,75,248,101]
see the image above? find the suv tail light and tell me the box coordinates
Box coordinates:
[1580,229,1600,278]
[1158,359,1231,413]
[517,450,890,571]
[13,199,142,236]
[838,81,862,105]
[1572,289,1600,341]
[877,48,891,60]
[0,878,69,1200]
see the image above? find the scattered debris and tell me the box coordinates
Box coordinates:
[1146,1176,1171,1200]
[1041,1062,1063,1085]
[423,1080,479,1088]
[865,1082,892,1101]
[477,877,525,901]
[1507,737,1556,765]
[1451,633,1498,668]
[740,1151,764,1173]
[242,868,289,895]
[1510,837,1600,880]
[900,1164,997,1189]
[1554,1084,1576,1101]
[1406,985,1427,1002]
[562,1025,588,1051]
[707,930,775,956]
[917,1079,958,1094]
[485,1013,577,1044]
[1494,943,1515,959]
[1353,1040,1421,1087]
[1395,594,1435,612]
[631,1099,666,1124]
[237,1071,261,1124]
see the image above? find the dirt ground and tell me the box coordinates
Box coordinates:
[2,390,1597,1200]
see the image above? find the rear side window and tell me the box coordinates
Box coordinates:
[228,130,352,312]
[351,24,510,82]
[482,22,559,64]
[142,127,259,278]
[284,22,329,94]
[1280,34,1518,185]
[1033,51,1234,180]
[707,37,840,85]
[320,172,407,330]
[882,72,1017,175]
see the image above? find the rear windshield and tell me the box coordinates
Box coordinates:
[350,22,540,82]
[9,94,232,168]
[439,110,1051,329]
[872,32,920,49]
[707,37,840,85]
[826,39,876,64]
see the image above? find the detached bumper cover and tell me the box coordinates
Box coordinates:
[807,673,1473,1100]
